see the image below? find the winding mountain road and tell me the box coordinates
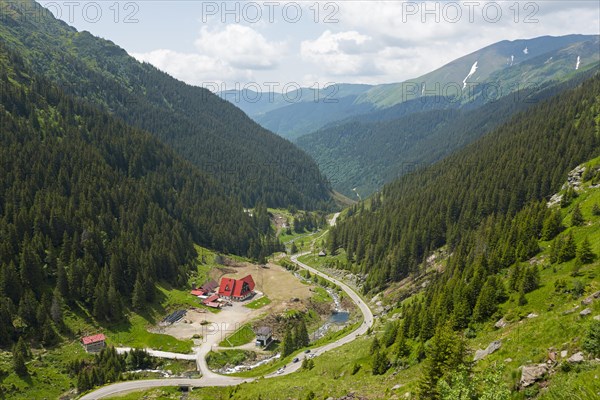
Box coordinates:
[80,212,372,399]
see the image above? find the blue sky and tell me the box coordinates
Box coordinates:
[40,1,600,91]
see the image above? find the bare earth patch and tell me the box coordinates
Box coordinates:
[157,262,314,342]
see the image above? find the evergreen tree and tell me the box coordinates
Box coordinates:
[571,204,584,227]
[541,209,563,240]
[371,349,389,375]
[131,274,146,312]
[50,287,64,327]
[296,320,310,348]
[558,234,577,262]
[576,237,595,265]
[282,326,294,357]
[13,348,28,377]
[521,266,540,294]
[290,242,299,255]
[370,337,380,353]
[518,289,528,306]
[473,278,499,321]
[418,324,468,399]
[12,337,30,377]
[395,329,410,359]
[592,203,600,216]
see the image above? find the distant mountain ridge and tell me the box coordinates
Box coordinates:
[221,34,599,141]
[298,65,600,197]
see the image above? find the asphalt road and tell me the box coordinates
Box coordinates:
[81,213,373,399]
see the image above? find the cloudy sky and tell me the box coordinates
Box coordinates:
[41,1,599,91]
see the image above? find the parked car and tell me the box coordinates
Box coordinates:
[304,349,311,353]
[293,357,299,363]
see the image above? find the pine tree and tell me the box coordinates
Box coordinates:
[418,324,468,399]
[518,289,528,306]
[131,274,145,311]
[382,321,399,347]
[571,204,584,226]
[13,349,28,377]
[592,203,600,216]
[558,234,577,262]
[576,237,595,265]
[296,320,309,348]
[282,326,294,357]
[521,266,540,294]
[473,278,499,321]
[372,349,389,375]
[13,337,30,376]
[50,287,64,327]
[395,330,410,359]
[370,337,380,353]
[541,209,562,240]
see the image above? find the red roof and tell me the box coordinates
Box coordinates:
[218,277,236,297]
[218,275,255,298]
[191,289,204,296]
[205,302,221,308]
[203,294,219,304]
[82,334,106,345]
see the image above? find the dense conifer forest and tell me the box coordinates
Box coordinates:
[0,41,280,346]
[0,0,332,210]
[330,73,600,296]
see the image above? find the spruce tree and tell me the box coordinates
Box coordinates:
[418,323,468,399]
[51,287,64,327]
[370,337,380,353]
[592,203,600,216]
[282,326,294,357]
[576,237,595,265]
[131,274,145,311]
[571,204,584,227]
[13,337,30,377]
[296,320,309,348]
[558,234,577,262]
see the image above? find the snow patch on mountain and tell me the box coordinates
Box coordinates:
[576,56,581,70]
[462,61,478,89]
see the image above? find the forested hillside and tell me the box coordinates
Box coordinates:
[329,73,600,292]
[0,0,332,209]
[0,41,280,347]
[298,67,599,196]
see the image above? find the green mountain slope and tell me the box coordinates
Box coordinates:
[0,40,273,347]
[298,66,599,197]
[0,0,332,209]
[330,72,600,291]
[91,165,600,399]
[224,35,598,141]
[357,34,599,108]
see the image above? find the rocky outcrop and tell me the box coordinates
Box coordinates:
[580,308,592,317]
[520,364,548,387]
[495,318,508,329]
[582,291,600,306]
[474,340,502,362]
[568,352,584,363]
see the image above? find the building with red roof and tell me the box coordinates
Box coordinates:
[218,275,255,301]
[81,333,106,352]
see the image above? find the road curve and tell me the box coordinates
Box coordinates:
[80,219,373,399]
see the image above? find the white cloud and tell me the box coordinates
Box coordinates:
[131,49,250,87]
[301,30,380,76]
[131,24,287,88]
[194,25,284,70]
[118,1,599,87]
